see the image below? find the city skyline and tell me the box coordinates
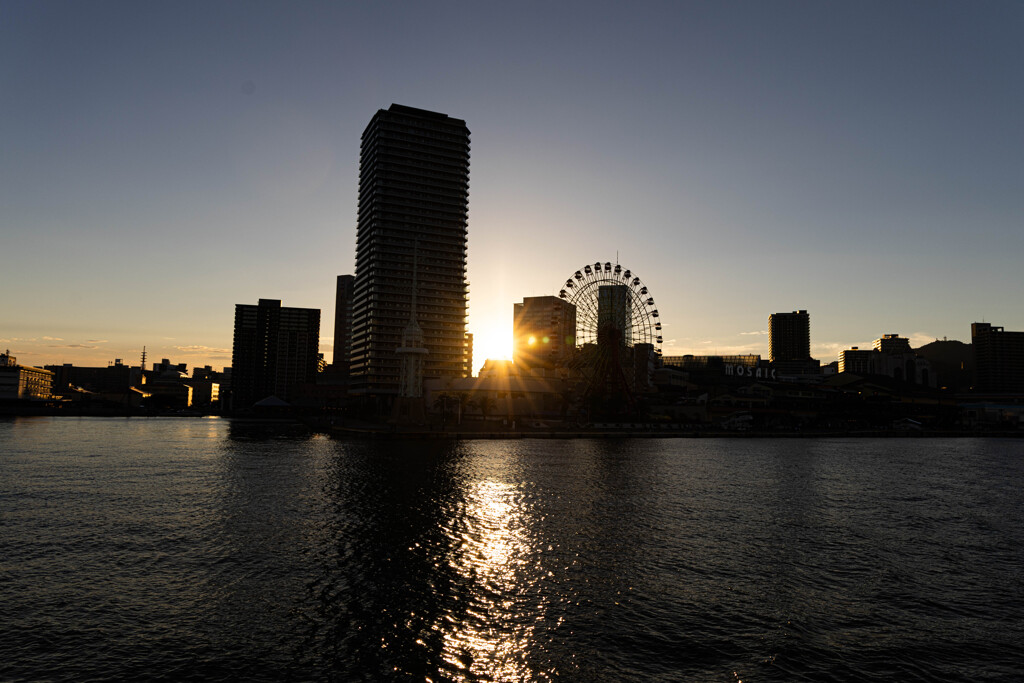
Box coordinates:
[3,2,1022,372]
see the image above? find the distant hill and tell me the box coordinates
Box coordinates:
[914,340,973,390]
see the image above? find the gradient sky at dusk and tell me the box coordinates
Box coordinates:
[3,1,1022,372]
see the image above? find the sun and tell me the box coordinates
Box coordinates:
[469,314,513,375]
[472,329,512,375]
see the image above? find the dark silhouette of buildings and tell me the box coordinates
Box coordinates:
[972,322,1024,392]
[349,104,471,394]
[186,365,226,408]
[333,274,354,373]
[151,358,188,377]
[231,299,320,411]
[837,334,934,386]
[769,310,811,362]
[46,358,138,394]
[769,309,820,375]
[513,296,576,372]
[914,339,973,391]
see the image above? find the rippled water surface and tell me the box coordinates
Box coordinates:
[2,417,1022,681]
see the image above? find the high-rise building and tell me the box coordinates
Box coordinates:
[349,104,471,394]
[769,310,811,362]
[972,322,1024,392]
[231,299,320,410]
[513,296,577,371]
[332,274,354,372]
[597,285,631,346]
[463,332,474,378]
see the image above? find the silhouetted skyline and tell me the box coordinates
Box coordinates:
[3,2,1022,371]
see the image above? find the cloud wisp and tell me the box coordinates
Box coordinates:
[174,345,231,355]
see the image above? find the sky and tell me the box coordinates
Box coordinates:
[2,1,1022,373]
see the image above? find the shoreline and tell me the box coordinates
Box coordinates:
[329,424,1023,440]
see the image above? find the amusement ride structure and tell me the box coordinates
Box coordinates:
[559,261,663,416]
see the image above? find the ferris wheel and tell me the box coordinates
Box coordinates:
[558,261,663,354]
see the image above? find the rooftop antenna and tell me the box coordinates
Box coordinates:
[140,346,147,371]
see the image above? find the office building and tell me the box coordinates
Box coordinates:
[769,310,811,362]
[0,350,53,400]
[187,366,223,408]
[333,274,355,373]
[874,334,912,356]
[231,299,320,410]
[838,347,877,375]
[513,296,577,371]
[972,322,1024,392]
[349,104,471,394]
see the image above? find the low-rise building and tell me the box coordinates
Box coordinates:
[839,347,877,375]
[0,350,53,400]
[47,359,138,393]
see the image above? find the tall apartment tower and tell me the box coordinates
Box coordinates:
[971,322,1024,392]
[769,310,811,362]
[332,274,354,373]
[231,298,320,410]
[349,104,471,394]
[513,296,577,371]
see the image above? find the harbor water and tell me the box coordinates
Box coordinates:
[1,417,1021,681]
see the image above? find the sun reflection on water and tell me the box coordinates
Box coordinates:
[438,478,549,682]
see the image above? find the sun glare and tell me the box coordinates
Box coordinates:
[472,327,512,374]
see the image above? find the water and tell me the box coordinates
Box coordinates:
[1,417,1022,682]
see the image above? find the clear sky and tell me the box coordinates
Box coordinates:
[2,1,1022,372]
